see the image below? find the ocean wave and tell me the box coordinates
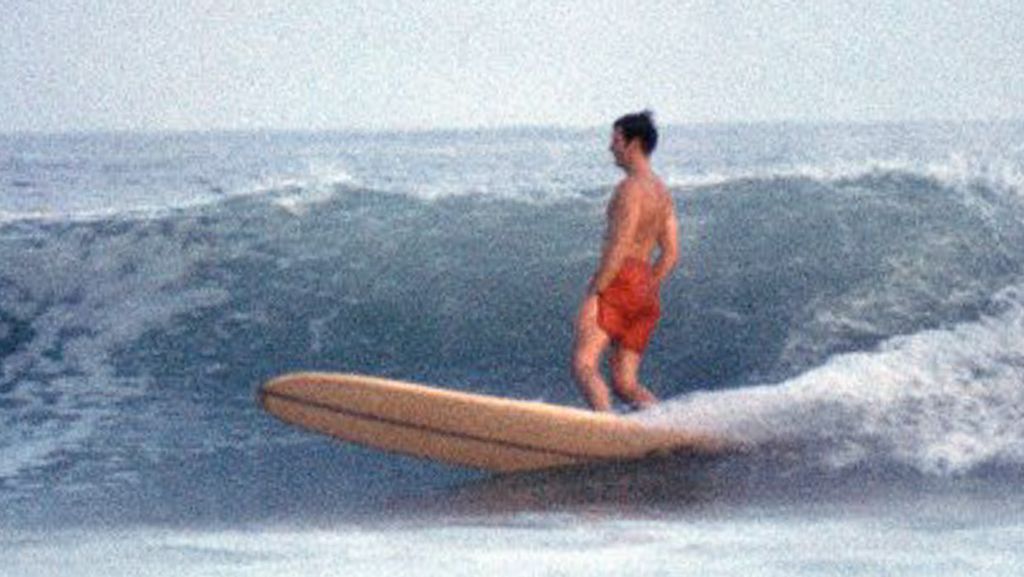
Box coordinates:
[4,163,1023,481]
[3,126,1024,514]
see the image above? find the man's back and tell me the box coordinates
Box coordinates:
[605,174,678,285]
[610,175,672,257]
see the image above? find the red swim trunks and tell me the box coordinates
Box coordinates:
[597,258,661,353]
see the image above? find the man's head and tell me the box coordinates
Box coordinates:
[613,110,658,157]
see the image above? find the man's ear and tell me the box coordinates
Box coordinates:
[625,137,642,156]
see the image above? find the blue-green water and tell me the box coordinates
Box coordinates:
[2,123,1024,575]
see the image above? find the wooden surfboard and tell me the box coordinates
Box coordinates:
[260,372,717,473]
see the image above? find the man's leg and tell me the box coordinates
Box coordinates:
[572,295,613,411]
[610,346,658,410]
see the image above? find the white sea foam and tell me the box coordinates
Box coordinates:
[665,154,1023,198]
[255,160,359,215]
[0,221,230,485]
[638,285,1024,475]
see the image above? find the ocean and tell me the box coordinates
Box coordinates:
[2,122,1023,575]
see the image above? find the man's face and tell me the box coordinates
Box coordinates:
[609,128,629,168]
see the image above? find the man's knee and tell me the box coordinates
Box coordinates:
[610,358,639,393]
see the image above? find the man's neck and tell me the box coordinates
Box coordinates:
[624,154,652,178]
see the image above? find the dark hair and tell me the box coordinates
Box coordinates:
[613,110,658,155]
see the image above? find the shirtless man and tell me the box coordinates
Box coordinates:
[572,111,679,412]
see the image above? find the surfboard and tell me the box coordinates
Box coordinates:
[260,372,717,473]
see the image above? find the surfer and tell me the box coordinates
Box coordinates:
[572,111,679,412]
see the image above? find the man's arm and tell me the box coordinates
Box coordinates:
[652,198,679,284]
[589,183,641,294]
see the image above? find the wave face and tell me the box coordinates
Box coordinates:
[2,122,1023,525]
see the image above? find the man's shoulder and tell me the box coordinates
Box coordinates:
[615,175,647,197]
[617,174,670,200]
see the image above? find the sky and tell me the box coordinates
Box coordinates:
[2,0,1023,132]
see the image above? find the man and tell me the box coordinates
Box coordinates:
[572,111,679,412]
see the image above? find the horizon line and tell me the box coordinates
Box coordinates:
[2,116,1022,138]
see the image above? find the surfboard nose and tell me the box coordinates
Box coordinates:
[260,372,315,398]
[258,372,309,411]
[257,374,285,408]
[256,379,273,409]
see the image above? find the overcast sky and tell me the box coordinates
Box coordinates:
[2,1,1022,132]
